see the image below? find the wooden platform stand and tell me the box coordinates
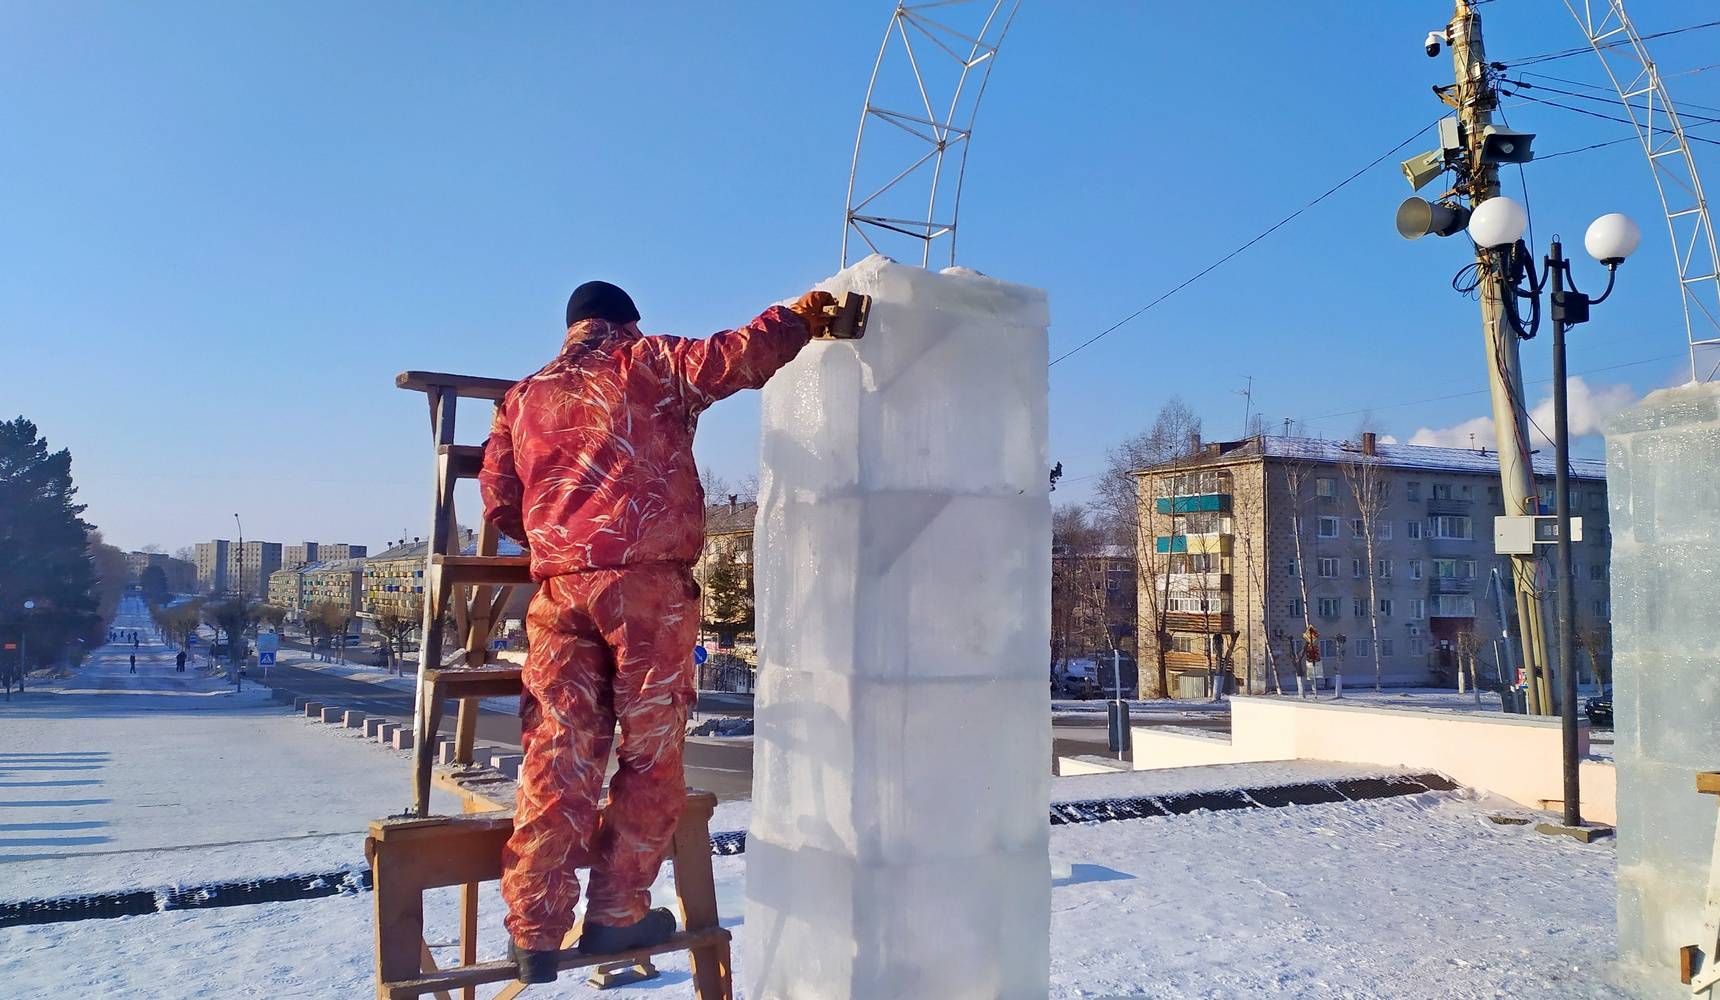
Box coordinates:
[1681,771,1720,990]
[363,372,732,999]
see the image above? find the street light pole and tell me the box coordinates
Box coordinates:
[1471,202,1638,834]
[1549,239,1582,827]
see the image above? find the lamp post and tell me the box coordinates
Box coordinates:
[1470,196,1639,831]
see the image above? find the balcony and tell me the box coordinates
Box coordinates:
[1426,497,1473,516]
[1433,578,1474,594]
[1155,494,1231,515]
[1157,533,1232,555]
[1166,573,1232,595]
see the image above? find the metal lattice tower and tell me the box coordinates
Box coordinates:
[841,0,1022,269]
[1562,0,1720,382]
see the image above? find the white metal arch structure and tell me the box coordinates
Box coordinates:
[1562,0,1720,381]
[841,0,1022,269]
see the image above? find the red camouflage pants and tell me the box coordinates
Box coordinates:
[501,562,699,951]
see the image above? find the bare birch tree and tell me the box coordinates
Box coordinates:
[1097,399,1202,699]
[1281,455,1317,698]
[1342,436,1390,693]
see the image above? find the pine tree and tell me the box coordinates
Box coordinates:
[0,417,102,673]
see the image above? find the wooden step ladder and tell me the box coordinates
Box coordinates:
[374,371,732,999]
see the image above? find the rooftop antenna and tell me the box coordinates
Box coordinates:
[1283,417,1293,437]
[1235,375,1254,438]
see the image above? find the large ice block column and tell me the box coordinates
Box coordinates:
[1608,382,1720,995]
[746,256,1051,1000]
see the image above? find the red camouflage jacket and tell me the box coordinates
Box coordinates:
[479,306,811,579]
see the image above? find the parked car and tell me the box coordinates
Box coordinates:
[1585,693,1614,728]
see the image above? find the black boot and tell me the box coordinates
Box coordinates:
[579,908,677,954]
[508,940,560,984]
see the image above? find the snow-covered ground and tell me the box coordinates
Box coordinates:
[0,600,1632,998]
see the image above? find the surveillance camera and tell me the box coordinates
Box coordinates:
[1425,30,1443,57]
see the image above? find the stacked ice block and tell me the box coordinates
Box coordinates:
[745,256,1052,999]
[1607,382,1720,995]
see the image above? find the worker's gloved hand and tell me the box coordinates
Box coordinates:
[788,290,838,338]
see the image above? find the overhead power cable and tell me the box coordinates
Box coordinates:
[1497,18,1720,68]
[1502,90,1720,147]
[1517,69,1720,119]
[1047,119,1444,367]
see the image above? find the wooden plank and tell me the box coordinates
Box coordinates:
[1697,772,1720,796]
[397,370,517,401]
[432,554,534,586]
[382,928,732,999]
[417,940,456,1000]
[370,820,511,891]
[425,667,523,700]
[371,838,428,1000]
[671,792,732,1000]
[412,386,459,817]
[437,444,485,481]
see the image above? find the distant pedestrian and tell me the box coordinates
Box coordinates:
[128,654,137,674]
[176,650,186,673]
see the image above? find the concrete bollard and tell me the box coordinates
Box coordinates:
[391,728,415,751]
[304,702,324,719]
[363,718,387,739]
[343,710,366,728]
[471,746,498,767]
[438,741,460,766]
[491,754,524,779]
[320,707,343,724]
[294,697,312,712]
[376,723,399,745]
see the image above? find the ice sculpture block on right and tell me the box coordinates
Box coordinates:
[1607,382,1720,996]
[746,256,1052,1000]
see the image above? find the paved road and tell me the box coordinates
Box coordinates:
[67,596,227,695]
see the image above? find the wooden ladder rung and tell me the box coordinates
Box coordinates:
[383,928,733,999]
[437,444,485,481]
[432,554,533,586]
[425,666,523,700]
[397,370,517,401]
[1697,771,1720,796]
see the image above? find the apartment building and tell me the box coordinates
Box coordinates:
[284,542,369,568]
[268,566,308,614]
[1134,433,1611,695]
[194,540,229,595]
[361,530,529,622]
[124,551,196,592]
[694,497,758,647]
[193,539,283,598]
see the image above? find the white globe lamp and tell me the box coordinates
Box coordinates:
[1468,196,1528,249]
[1585,213,1640,264]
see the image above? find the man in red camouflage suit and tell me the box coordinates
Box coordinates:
[481,280,835,982]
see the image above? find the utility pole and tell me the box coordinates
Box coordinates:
[1446,1,1553,715]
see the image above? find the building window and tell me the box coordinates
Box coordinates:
[1588,491,1606,511]
[1434,595,1476,616]
[1320,638,1339,658]
[1429,515,1473,540]
[1316,557,1339,578]
[1290,598,1303,616]
[1379,639,1395,657]
[1410,638,1426,655]
[1407,521,1423,540]
[1316,477,1337,498]
[1406,482,1422,501]
[1589,564,1605,581]
[1353,598,1365,617]
[1318,597,1341,618]
[1409,598,1426,619]
[1317,516,1340,538]
[1352,558,1363,579]
[1378,599,1393,617]
[1433,483,1453,501]
[1409,559,1423,580]
[1351,519,1365,538]
[1287,559,1300,577]
[1488,486,1502,506]
[1356,638,1373,657]
[1377,558,1392,578]
[1377,522,1392,540]
[1593,599,1609,616]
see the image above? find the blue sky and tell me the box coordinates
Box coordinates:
[3,1,1715,552]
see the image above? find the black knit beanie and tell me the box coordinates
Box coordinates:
[565,281,641,327]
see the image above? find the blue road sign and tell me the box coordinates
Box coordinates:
[258,650,276,666]
[693,645,708,665]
